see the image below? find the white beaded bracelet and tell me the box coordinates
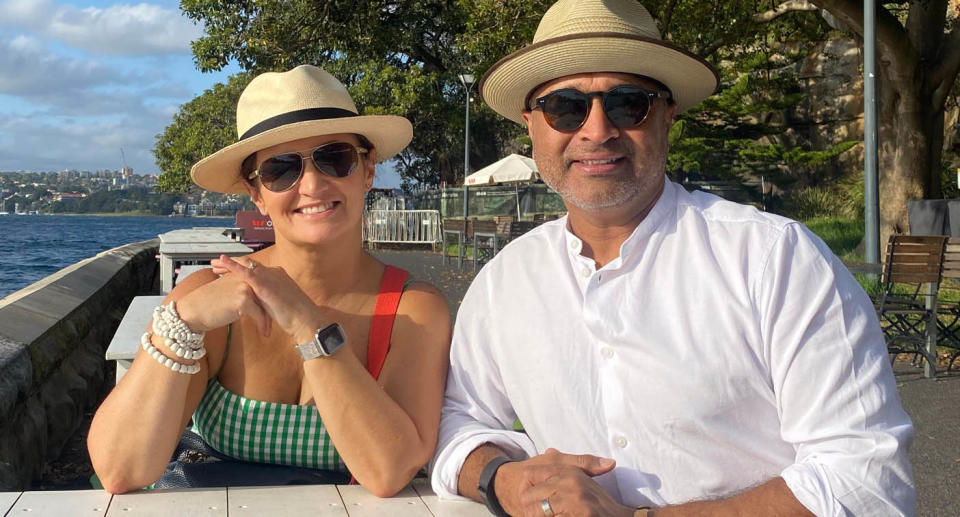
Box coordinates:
[142,300,206,375]
[152,301,205,350]
[141,331,201,374]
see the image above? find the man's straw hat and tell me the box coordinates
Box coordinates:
[192,65,413,194]
[480,0,719,124]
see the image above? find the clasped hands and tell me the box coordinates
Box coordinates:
[175,255,324,344]
[499,448,636,517]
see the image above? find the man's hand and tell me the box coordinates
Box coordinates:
[496,448,632,517]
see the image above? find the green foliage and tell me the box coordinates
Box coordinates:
[940,161,960,200]
[154,73,253,192]
[782,171,865,221]
[49,187,185,215]
[163,0,853,195]
[804,215,864,261]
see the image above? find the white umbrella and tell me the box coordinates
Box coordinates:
[465,154,539,217]
[465,154,539,186]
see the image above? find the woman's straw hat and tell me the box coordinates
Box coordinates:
[479,0,719,124]
[191,65,413,194]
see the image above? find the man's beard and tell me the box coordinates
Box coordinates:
[538,151,666,212]
[543,173,645,211]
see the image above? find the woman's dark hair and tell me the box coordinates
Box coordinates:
[240,133,376,187]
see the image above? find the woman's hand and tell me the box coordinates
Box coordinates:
[174,267,273,337]
[210,255,326,342]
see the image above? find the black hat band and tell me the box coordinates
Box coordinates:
[240,107,358,141]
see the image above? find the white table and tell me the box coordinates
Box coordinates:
[176,264,213,285]
[0,479,488,517]
[158,229,250,293]
[104,295,166,383]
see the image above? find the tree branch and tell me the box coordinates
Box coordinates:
[810,0,917,79]
[931,27,960,110]
[661,0,680,36]
[754,0,819,23]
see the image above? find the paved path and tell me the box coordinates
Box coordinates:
[892,364,960,517]
[374,250,960,517]
[372,249,475,319]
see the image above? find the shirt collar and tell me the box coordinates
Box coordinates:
[563,178,678,267]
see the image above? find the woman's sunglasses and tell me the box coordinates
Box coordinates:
[530,85,671,132]
[248,141,368,192]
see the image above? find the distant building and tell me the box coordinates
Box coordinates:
[54,193,86,202]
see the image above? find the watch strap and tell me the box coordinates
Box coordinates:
[296,339,324,361]
[478,456,512,517]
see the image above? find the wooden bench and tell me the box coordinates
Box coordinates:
[935,237,960,372]
[874,235,946,378]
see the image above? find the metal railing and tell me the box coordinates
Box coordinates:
[363,209,442,245]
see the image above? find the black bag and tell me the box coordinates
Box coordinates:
[154,429,351,489]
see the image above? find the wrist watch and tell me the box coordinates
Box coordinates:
[478,456,512,517]
[296,323,347,360]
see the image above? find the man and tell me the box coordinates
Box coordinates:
[431,0,915,516]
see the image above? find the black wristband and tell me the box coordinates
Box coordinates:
[478,456,513,517]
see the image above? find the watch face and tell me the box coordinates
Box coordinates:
[317,323,347,355]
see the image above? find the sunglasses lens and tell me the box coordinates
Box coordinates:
[604,87,651,128]
[259,153,303,192]
[312,142,360,178]
[541,90,590,131]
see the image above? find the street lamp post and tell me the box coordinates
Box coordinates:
[459,73,475,221]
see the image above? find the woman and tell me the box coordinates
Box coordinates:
[88,65,451,496]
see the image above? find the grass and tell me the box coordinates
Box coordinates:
[444,244,475,257]
[803,216,865,262]
[801,217,960,367]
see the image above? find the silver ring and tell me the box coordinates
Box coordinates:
[541,499,554,517]
[247,260,258,271]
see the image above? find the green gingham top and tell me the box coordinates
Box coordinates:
[190,266,410,473]
[192,378,346,471]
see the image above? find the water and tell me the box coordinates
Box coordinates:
[0,214,231,299]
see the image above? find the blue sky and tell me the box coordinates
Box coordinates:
[0,0,403,188]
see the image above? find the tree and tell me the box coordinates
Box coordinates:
[177,0,524,189]
[804,0,960,237]
[164,0,943,216]
[154,72,252,192]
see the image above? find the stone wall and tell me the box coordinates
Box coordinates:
[780,37,865,178]
[781,36,959,178]
[0,239,159,490]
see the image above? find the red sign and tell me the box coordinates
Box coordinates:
[235,210,275,245]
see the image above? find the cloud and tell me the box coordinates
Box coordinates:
[0,112,170,173]
[0,31,192,174]
[0,36,125,97]
[0,0,203,56]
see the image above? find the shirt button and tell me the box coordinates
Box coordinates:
[614,436,628,448]
[580,267,591,278]
[569,240,578,250]
[600,346,614,358]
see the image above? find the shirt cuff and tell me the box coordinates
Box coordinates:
[781,462,845,517]
[430,430,538,501]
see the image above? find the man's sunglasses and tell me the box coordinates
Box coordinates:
[530,85,672,132]
[248,141,368,192]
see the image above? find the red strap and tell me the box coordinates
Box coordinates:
[366,265,409,380]
[351,265,408,486]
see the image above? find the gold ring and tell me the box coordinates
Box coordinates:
[247,260,258,271]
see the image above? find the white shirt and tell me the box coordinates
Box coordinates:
[431,180,915,516]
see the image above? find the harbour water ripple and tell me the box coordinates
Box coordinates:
[0,214,229,299]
